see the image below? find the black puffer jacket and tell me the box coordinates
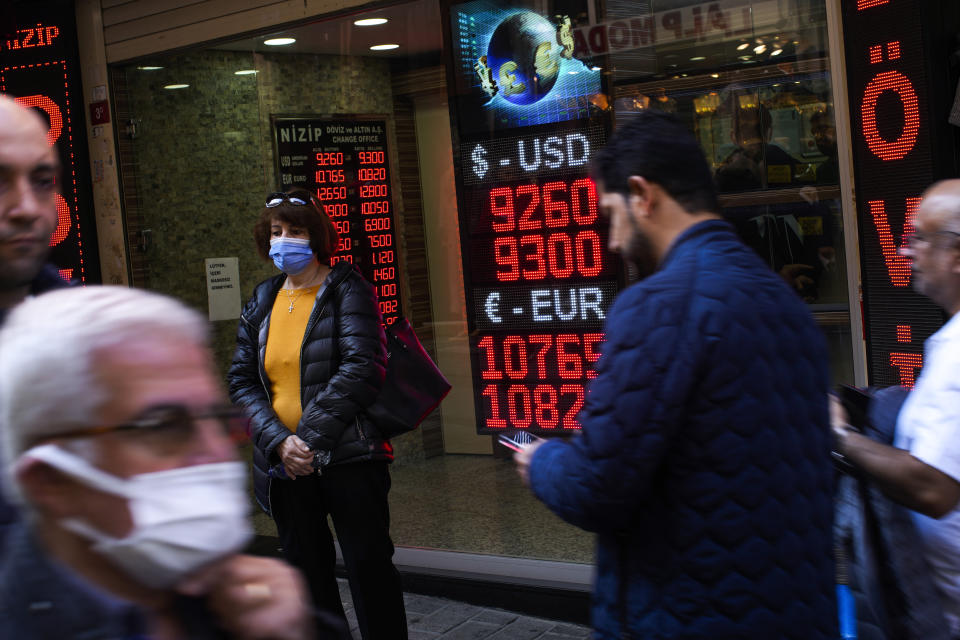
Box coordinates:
[228,262,391,515]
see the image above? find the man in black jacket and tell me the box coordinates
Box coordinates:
[0,95,69,548]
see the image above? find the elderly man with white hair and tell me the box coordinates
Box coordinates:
[0,286,334,639]
[834,179,960,637]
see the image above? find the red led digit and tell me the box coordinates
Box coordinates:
[560,384,584,429]
[519,235,547,280]
[369,234,392,248]
[324,204,348,217]
[316,186,347,201]
[358,151,385,164]
[373,267,394,281]
[861,70,920,162]
[489,187,516,232]
[529,334,553,379]
[575,230,604,277]
[316,152,344,165]
[516,184,541,231]
[542,181,569,228]
[482,385,508,429]
[333,220,350,235]
[48,194,70,246]
[364,217,391,232]
[478,336,501,380]
[890,352,922,388]
[503,336,528,380]
[583,333,604,379]
[315,169,345,183]
[379,283,397,297]
[14,95,61,146]
[361,201,390,215]
[360,184,388,198]
[494,237,520,281]
[556,334,583,379]
[533,385,559,429]
[547,233,575,278]
[506,385,532,430]
[358,167,386,181]
[570,178,598,225]
[337,237,352,251]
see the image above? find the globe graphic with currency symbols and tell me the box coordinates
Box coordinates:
[486,12,562,106]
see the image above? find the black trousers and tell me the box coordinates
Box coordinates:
[270,461,407,640]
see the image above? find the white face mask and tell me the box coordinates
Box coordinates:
[22,444,253,589]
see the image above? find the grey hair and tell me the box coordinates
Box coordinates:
[922,194,960,235]
[0,286,208,494]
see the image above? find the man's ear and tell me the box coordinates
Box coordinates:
[627,176,657,220]
[16,459,84,518]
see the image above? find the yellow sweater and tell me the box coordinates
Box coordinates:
[264,284,322,431]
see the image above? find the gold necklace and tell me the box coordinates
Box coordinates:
[280,287,308,313]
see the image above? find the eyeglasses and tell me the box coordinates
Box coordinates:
[904,230,960,249]
[49,404,250,453]
[265,192,313,208]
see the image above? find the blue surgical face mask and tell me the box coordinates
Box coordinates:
[269,237,315,275]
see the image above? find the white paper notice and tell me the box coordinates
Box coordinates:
[205,257,241,321]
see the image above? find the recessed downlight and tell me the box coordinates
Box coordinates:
[737,42,750,51]
[264,37,296,46]
[689,56,706,62]
[163,84,189,90]
[590,65,602,71]
[235,69,258,75]
[770,48,783,56]
[354,18,388,26]
[753,44,767,54]
[369,43,399,51]
[137,66,164,71]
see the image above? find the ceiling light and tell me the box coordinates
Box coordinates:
[737,42,750,51]
[754,44,767,54]
[354,18,388,26]
[689,56,706,62]
[163,84,189,90]
[137,66,163,70]
[590,66,602,71]
[234,69,258,75]
[770,48,783,56]
[568,70,579,75]
[369,44,399,51]
[738,55,752,61]
[711,73,720,78]
[264,37,296,46]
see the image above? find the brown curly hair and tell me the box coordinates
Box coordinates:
[252,188,339,264]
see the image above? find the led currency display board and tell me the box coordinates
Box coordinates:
[0,0,99,283]
[841,0,945,387]
[443,0,619,435]
[272,117,402,325]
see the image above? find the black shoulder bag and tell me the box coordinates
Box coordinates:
[365,317,452,438]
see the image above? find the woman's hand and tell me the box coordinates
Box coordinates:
[277,435,314,477]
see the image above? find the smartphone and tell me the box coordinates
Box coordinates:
[498,430,544,453]
[836,384,871,430]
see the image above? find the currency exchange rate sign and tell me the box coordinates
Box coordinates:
[273,118,402,325]
[460,120,616,433]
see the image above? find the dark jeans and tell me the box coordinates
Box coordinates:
[270,460,407,640]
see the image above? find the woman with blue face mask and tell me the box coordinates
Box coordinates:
[228,189,407,639]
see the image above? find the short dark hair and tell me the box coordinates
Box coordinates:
[253,188,339,264]
[590,110,719,214]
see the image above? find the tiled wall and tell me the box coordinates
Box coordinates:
[124,49,425,461]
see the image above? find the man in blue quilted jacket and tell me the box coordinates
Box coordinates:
[516,110,837,639]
